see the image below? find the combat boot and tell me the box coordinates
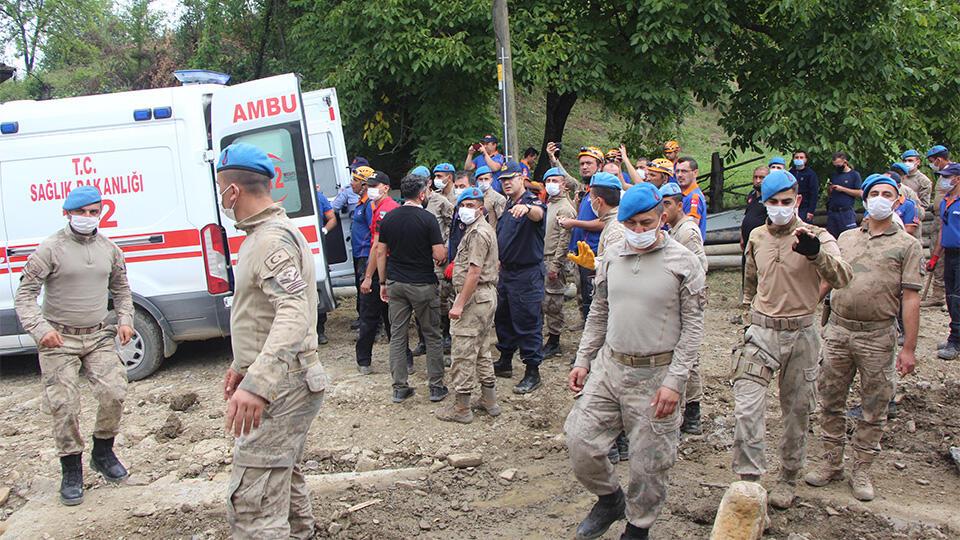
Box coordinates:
[680,401,702,435]
[849,460,875,501]
[575,487,626,540]
[804,444,844,487]
[90,436,128,482]
[494,351,513,378]
[470,384,501,416]
[768,470,798,509]
[542,334,561,358]
[513,366,541,394]
[435,393,474,424]
[59,453,84,506]
[620,523,649,540]
[938,342,960,360]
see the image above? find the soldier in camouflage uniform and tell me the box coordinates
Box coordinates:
[422,166,456,354]
[436,187,501,423]
[736,170,852,509]
[476,166,507,228]
[924,146,952,308]
[565,183,706,540]
[542,167,576,358]
[217,144,327,539]
[660,182,708,435]
[15,185,134,506]
[805,174,921,502]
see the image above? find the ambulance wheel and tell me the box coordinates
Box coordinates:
[121,309,164,381]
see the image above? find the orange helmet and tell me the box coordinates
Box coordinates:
[605,148,622,160]
[648,158,673,175]
[577,146,605,164]
[663,140,680,153]
[352,166,375,182]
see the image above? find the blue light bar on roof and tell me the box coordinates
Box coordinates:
[174,70,231,86]
[153,106,172,119]
[1,122,18,134]
[133,109,152,121]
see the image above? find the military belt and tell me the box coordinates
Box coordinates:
[52,322,104,335]
[611,350,673,368]
[750,312,815,330]
[828,313,895,332]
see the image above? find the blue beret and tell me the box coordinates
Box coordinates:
[901,149,919,159]
[433,163,455,174]
[936,163,960,177]
[760,169,798,202]
[543,167,564,181]
[475,165,492,177]
[456,186,484,205]
[217,142,275,177]
[658,183,682,197]
[768,156,786,167]
[590,172,621,190]
[861,174,899,198]
[618,183,663,221]
[410,166,430,178]
[63,185,102,210]
[891,162,910,175]
[927,145,949,158]
[499,161,524,179]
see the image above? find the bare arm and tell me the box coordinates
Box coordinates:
[363,237,380,281]
[321,210,336,233]
[432,244,446,266]
[375,240,388,282]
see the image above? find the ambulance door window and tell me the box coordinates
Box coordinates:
[222,122,312,219]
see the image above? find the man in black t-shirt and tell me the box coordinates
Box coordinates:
[376,175,449,403]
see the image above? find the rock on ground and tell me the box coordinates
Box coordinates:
[446,453,482,468]
[710,481,767,540]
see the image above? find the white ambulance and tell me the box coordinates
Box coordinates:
[0,72,358,380]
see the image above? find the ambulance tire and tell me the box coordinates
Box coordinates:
[122,308,164,381]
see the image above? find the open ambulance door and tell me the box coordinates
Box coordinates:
[209,73,336,312]
[0,183,24,350]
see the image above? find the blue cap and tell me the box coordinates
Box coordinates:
[433,162,455,174]
[410,166,430,178]
[618,183,663,221]
[658,183,682,197]
[63,186,102,211]
[901,149,920,159]
[590,172,621,190]
[475,165,492,177]
[456,186,484,205]
[217,142,275,177]
[768,156,786,167]
[936,163,960,177]
[861,174,899,198]
[499,161,524,179]
[891,162,910,175]
[543,167,564,181]
[927,145,949,158]
[760,169,798,202]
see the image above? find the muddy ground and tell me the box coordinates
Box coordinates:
[0,270,958,539]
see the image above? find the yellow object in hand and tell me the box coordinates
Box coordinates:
[566,241,596,270]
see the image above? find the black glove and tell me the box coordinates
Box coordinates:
[793,232,821,257]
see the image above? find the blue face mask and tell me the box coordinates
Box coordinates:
[793,159,805,168]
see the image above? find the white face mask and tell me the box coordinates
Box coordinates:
[545,182,561,197]
[765,204,795,225]
[865,196,895,220]
[590,197,601,216]
[905,161,917,172]
[454,187,465,198]
[458,206,479,225]
[636,169,647,180]
[367,186,382,201]
[433,178,445,190]
[219,184,238,222]
[478,180,491,192]
[624,227,658,250]
[69,215,99,234]
[931,162,940,172]
[940,178,955,191]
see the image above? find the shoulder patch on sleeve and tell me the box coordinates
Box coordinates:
[275,265,307,294]
[264,248,293,272]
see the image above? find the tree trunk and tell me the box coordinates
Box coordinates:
[253,0,275,79]
[533,89,578,181]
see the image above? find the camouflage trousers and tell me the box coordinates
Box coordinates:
[228,369,324,540]
[438,273,454,320]
[38,327,127,457]
[732,322,819,477]
[819,318,897,463]
[543,263,568,336]
[449,288,497,395]
[930,191,946,300]
[565,345,681,529]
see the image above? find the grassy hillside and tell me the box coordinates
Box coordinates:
[513,90,774,209]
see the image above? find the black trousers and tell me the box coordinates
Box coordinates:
[355,257,390,366]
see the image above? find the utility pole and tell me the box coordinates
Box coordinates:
[492,0,518,161]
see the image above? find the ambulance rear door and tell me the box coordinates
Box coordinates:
[0,180,23,351]
[302,88,353,287]
[209,74,336,312]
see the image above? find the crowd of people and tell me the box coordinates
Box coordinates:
[14,130,960,539]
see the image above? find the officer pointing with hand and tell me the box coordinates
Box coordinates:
[15,185,134,506]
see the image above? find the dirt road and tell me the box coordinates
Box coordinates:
[0,271,957,539]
